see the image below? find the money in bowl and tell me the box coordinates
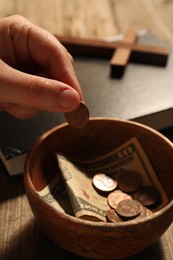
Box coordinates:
[24,118,173,259]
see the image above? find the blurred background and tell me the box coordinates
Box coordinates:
[1,1,173,260]
[1,0,173,45]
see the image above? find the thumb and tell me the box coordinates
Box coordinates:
[0,61,81,113]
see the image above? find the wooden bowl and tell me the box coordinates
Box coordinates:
[24,118,173,259]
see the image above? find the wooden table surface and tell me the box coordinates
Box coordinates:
[1,1,173,259]
[1,0,173,45]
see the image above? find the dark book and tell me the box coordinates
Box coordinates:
[73,32,173,130]
[0,112,65,176]
[0,32,173,176]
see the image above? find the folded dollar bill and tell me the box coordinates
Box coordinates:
[56,137,168,222]
[36,137,168,222]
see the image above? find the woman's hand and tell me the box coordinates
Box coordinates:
[0,15,83,119]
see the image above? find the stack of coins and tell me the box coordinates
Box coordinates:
[92,171,160,223]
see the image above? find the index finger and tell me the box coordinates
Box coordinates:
[9,15,84,100]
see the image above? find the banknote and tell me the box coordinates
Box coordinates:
[57,153,110,221]
[37,137,168,222]
[56,137,168,221]
[37,172,74,216]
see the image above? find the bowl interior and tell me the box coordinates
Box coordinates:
[24,118,173,259]
[27,118,173,203]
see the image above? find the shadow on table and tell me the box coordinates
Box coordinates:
[0,219,165,260]
[0,160,25,202]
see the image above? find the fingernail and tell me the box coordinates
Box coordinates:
[58,89,79,109]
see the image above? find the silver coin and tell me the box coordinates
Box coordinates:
[92,173,117,192]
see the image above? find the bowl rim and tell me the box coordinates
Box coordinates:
[24,117,173,227]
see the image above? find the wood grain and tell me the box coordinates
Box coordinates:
[1,1,173,259]
[110,28,139,78]
[56,34,170,70]
[24,118,173,259]
[0,0,173,44]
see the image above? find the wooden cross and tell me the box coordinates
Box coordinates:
[55,28,170,79]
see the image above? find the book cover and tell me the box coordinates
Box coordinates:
[0,112,65,176]
[73,32,173,130]
[0,32,173,176]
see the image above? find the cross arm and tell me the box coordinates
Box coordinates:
[56,35,170,66]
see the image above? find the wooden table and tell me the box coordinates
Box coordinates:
[1,128,173,260]
[1,1,173,259]
[1,0,173,45]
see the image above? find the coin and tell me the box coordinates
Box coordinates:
[107,189,132,209]
[140,206,153,217]
[92,173,117,192]
[132,206,153,221]
[134,185,160,207]
[106,209,123,223]
[117,171,142,193]
[116,199,142,218]
[64,101,89,129]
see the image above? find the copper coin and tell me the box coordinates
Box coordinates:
[116,199,142,218]
[64,101,89,129]
[132,206,153,221]
[117,171,142,193]
[134,185,160,206]
[106,209,123,223]
[107,189,132,209]
[92,173,117,192]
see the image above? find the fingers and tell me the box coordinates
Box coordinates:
[0,60,81,113]
[0,15,84,119]
[7,15,84,101]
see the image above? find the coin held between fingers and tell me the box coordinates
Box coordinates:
[65,101,89,129]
